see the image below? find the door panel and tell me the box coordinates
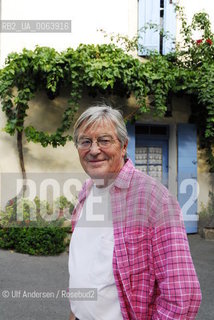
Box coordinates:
[177,124,198,233]
[136,138,168,187]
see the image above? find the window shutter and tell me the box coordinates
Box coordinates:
[126,122,135,165]
[138,0,160,55]
[163,0,177,54]
[177,124,198,233]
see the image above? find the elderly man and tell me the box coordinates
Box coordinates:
[68,105,201,320]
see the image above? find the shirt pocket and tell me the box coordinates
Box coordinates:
[88,237,115,286]
[125,232,150,281]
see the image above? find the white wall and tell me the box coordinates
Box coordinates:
[0,0,137,66]
[177,0,214,42]
[1,0,214,65]
[179,0,214,26]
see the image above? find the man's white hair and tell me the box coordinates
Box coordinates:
[73,104,128,147]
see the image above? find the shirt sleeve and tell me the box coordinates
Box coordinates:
[151,196,202,319]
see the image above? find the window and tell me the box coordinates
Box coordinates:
[138,0,176,55]
[135,124,168,136]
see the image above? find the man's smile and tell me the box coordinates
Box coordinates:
[88,159,107,162]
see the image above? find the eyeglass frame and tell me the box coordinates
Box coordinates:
[76,135,120,150]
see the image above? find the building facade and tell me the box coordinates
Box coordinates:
[0,0,214,232]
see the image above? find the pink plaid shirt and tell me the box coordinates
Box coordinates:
[71,159,202,319]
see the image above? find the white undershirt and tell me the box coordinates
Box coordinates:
[68,183,123,320]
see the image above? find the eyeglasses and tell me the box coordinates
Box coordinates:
[77,135,119,150]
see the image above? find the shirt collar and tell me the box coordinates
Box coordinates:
[113,158,134,189]
[78,179,93,203]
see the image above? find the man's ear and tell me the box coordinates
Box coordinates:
[122,139,128,157]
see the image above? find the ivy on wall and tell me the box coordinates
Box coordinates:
[0,44,175,146]
[0,7,214,172]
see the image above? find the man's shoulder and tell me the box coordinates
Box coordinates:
[131,165,168,195]
[116,159,169,196]
[129,169,182,226]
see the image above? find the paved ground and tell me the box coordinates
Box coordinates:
[0,234,213,320]
[188,235,214,320]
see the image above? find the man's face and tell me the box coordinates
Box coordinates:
[77,120,128,183]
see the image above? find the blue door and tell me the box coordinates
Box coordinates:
[127,123,198,234]
[177,124,198,233]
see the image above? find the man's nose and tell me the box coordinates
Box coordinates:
[89,141,101,155]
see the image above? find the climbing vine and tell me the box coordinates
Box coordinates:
[175,7,214,170]
[0,5,214,171]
